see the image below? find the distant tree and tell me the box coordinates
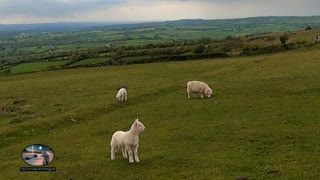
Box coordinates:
[225,35,236,41]
[199,37,213,44]
[125,45,136,51]
[110,50,122,62]
[305,26,312,31]
[114,48,124,56]
[279,33,289,47]
[70,52,80,61]
[225,35,241,42]
[193,44,206,54]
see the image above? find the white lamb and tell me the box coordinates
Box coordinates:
[186,80,213,99]
[116,88,127,102]
[110,119,145,163]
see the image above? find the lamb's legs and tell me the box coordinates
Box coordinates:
[126,146,134,163]
[111,147,116,160]
[122,146,128,158]
[133,144,140,162]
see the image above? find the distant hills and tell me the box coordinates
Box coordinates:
[0,22,114,32]
[1,16,319,33]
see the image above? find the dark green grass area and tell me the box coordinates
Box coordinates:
[9,61,67,74]
[0,47,320,179]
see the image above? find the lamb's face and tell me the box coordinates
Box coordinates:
[206,88,213,97]
[136,121,145,132]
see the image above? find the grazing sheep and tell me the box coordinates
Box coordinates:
[110,119,145,163]
[186,80,213,99]
[116,88,127,102]
[316,35,320,44]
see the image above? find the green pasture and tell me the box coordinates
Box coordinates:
[0,45,320,179]
[9,61,66,74]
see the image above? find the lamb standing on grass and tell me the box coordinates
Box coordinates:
[110,119,145,163]
[186,80,213,99]
[116,88,127,102]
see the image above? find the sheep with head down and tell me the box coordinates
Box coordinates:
[116,87,127,102]
[110,119,145,163]
[186,80,213,99]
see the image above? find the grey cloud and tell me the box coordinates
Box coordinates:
[0,0,319,23]
[0,0,126,17]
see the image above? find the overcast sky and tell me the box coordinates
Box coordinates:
[0,0,319,24]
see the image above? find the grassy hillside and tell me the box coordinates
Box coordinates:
[0,45,320,179]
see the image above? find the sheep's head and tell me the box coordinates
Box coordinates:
[116,92,121,100]
[206,88,213,97]
[134,119,145,132]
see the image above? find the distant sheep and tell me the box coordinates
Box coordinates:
[316,35,320,44]
[186,80,213,99]
[110,119,145,163]
[116,88,127,102]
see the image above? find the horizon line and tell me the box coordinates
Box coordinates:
[1,15,319,25]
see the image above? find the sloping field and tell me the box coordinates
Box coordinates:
[0,45,319,179]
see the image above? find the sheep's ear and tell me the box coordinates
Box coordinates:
[134,119,138,124]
